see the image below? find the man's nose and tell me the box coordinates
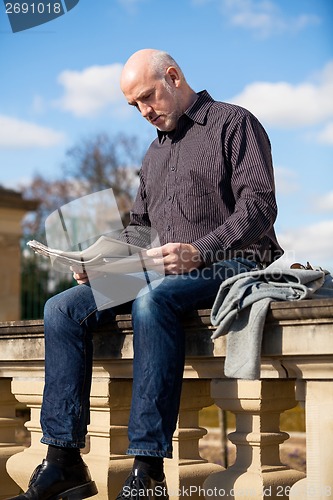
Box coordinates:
[139,102,153,117]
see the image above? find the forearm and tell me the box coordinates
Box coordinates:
[192,191,278,264]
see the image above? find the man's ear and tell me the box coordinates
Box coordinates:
[166,66,181,87]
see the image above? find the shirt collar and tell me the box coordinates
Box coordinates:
[157,90,215,143]
[184,90,215,124]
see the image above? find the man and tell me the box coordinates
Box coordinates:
[7,49,283,500]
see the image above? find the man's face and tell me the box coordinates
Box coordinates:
[122,72,183,132]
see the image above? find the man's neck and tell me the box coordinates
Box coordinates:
[183,90,198,113]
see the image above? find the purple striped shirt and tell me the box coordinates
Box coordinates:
[129,90,283,265]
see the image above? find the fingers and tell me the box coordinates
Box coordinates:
[146,243,202,274]
[146,243,180,258]
[70,265,89,284]
[74,272,89,284]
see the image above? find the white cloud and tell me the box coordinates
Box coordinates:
[317,121,333,145]
[0,115,65,149]
[230,61,333,128]
[314,192,333,213]
[274,167,299,195]
[276,220,333,271]
[221,0,320,38]
[55,64,127,117]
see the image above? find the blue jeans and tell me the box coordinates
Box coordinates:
[40,258,257,458]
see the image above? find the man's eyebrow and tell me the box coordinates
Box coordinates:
[128,88,155,106]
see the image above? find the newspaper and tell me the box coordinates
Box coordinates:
[27,235,152,274]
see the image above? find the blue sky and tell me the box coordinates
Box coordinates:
[0,0,332,270]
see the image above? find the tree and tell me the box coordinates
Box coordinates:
[64,132,142,197]
[22,175,78,243]
[22,132,144,240]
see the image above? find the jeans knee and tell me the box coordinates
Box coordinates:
[44,294,62,320]
[132,291,154,319]
[132,286,180,321]
[43,287,82,323]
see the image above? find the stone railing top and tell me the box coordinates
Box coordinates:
[1,298,333,380]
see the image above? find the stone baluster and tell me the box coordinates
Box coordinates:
[205,379,304,499]
[6,372,134,499]
[290,380,333,500]
[6,377,46,491]
[6,375,223,500]
[84,374,134,499]
[165,379,222,500]
[86,377,223,500]
[0,379,24,500]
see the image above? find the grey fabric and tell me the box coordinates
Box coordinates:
[210,266,333,380]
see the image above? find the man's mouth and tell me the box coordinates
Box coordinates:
[151,115,162,125]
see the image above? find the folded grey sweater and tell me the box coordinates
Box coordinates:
[210,267,333,380]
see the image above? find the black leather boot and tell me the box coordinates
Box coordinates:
[5,459,98,500]
[116,467,169,499]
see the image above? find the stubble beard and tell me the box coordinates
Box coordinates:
[157,86,183,132]
[157,109,182,132]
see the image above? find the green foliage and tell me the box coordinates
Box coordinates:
[21,248,74,320]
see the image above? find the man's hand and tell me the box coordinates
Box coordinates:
[71,265,89,285]
[146,243,203,274]
[71,265,110,284]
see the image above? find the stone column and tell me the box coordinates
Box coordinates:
[205,379,304,499]
[0,187,38,321]
[0,379,24,500]
[165,380,222,500]
[290,380,333,500]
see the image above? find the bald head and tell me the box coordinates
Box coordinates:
[120,49,197,132]
[120,49,184,91]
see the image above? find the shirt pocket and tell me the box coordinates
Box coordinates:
[178,168,215,197]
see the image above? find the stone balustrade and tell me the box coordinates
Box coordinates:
[0,298,333,499]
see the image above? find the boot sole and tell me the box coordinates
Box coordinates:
[52,480,98,500]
